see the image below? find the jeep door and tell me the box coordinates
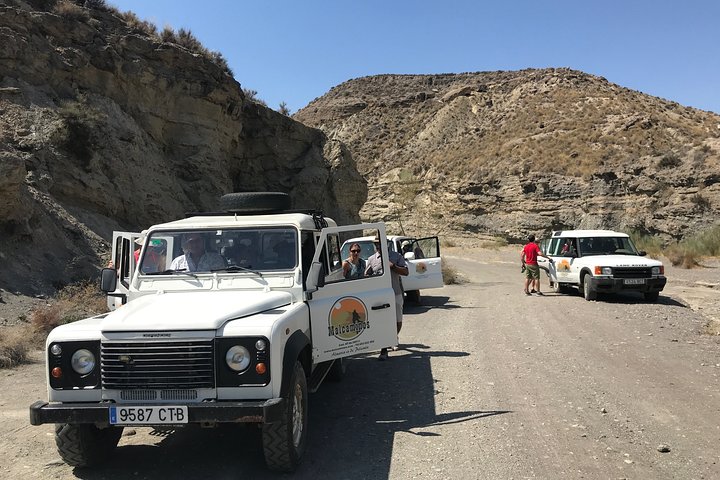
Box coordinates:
[306,224,398,363]
[401,236,443,291]
[107,231,141,310]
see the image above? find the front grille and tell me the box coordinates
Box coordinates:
[102,340,215,390]
[613,267,651,278]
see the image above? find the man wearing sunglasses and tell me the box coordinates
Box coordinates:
[365,236,409,360]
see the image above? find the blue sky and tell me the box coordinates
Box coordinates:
[109,0,719,115]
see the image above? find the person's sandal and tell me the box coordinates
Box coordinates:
[524,291,531,296]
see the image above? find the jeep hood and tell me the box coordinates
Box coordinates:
[102,290,293,332]
[583,255,662,267]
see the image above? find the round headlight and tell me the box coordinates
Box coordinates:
[226,345,251,372]
[71,349,96,375]
[255,339,267,351]
[50,344,62,356]
[601,267,612,275]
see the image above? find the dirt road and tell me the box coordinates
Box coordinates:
[2,248,719,479]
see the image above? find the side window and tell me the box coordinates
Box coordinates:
[116,237,132,287]
[548,238,561,255]
[323,234,343,283]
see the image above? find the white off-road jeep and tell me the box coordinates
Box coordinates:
[29,193,400,472]
[340,235,443,303]
[537,229,667,302]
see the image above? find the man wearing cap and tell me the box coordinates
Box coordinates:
[365,235,409,360]
[170,233,226,272]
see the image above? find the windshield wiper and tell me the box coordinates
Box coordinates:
[211,265,263,276]
[144,269,198,278]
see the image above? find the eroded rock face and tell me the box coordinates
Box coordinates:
[0,4,366,294]
[295,70,720,244]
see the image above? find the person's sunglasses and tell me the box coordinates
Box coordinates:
[350,250,360,253]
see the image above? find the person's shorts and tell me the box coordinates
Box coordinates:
[525,264,540,279]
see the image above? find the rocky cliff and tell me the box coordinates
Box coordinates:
[0,1,366,295]
[295,70,720,244]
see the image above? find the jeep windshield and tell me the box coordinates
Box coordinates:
[138,227,298,274]
[577,237,640,256]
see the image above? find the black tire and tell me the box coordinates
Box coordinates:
[582,276,597,301]
[219,192,291,213]
[326,358,347,382]
[406,290,421,304]
[644,291,660,302]
[55,423,123,468]
[262,361,308,472]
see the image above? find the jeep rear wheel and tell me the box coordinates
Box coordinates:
[406,290,421,304]
[55,423,123,467]
[582,277,597,301]
[262,361,308,472]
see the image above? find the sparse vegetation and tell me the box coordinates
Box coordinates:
[629,230,663,258]
[664,224,720,268]
[30,280,107,336]
[278,102,291,116]
[243,89,267,106]
[479,238,508,249]
[52,0,89,20]
[690,193,711,211]
[441,258,462,284]
[658,152,681,169]
[0,328,32,369]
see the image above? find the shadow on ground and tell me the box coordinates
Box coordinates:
[68,344,508,480]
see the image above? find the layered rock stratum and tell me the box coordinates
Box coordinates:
[295,70,720,243]
[0,1,366,294]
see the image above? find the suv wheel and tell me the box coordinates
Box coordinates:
[406,290,421,304]
[644,291,660,302]
[582,276,597,301]
[262,361,308,472]
[55,423,123,467]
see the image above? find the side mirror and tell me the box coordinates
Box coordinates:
[305,261,325,295]
[638,250,647,256]
[404,252,415,260]
[100,268,117,293]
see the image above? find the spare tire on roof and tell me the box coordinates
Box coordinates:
[219,192,291,213]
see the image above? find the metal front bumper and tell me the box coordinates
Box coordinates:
[29,398,285,426]
[589,276,667,294]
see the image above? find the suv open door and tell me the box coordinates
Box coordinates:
[105,231,140,310]
[306,224,397,363]
[401,236,443,292]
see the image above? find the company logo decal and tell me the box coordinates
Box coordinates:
[557,259,571,272]
[415,262,427,274]
[328,296,369,341]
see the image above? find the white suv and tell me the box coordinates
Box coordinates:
[340,235,443,302]
[29,193,400,472]
[538,230,667,302]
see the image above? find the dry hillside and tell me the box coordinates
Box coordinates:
[295,69,720,243]
[0,0,365,296]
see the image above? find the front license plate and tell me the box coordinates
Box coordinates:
[623,278,646,285]
[109,406,188,425]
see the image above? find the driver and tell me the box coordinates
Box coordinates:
[170,233,226,272]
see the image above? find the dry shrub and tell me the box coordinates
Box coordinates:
[480,238,508,250]
[53,0,89,20]
[30,280,107,336]
[442,259,463,284]
[0,327,32,369]
[664,244,699,268]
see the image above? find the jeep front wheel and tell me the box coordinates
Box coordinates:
[262,361,308,472]
[644,291,660,302]
[55,423,123,467]
[582,276,597,301]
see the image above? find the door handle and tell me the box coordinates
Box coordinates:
[371,303,391,310]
